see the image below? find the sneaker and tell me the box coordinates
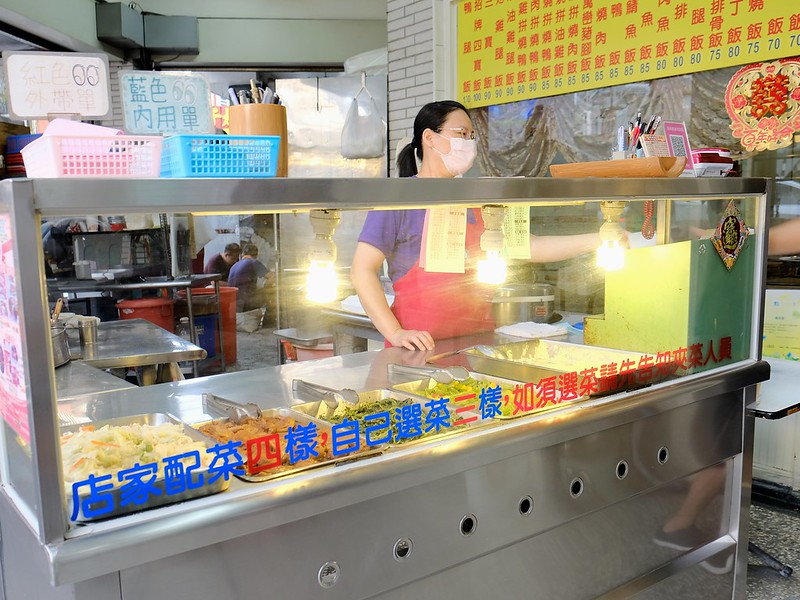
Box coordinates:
[653,526,706,551]
[700,551,734,575]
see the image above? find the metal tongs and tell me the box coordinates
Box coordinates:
[291,379,359,410]
[203,392,262,424]
[387,363,470,384]
[50,297,64,326]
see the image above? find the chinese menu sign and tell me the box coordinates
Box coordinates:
[458,0,800,108]
[119,71,213,135]
[3,51,110,119]
[0,215,29,444]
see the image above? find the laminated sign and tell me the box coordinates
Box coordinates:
[3,51,111,119]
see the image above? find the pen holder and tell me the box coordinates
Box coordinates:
[228,104,288,177]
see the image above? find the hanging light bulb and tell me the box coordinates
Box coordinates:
[477,204,508,284]
[306,209,340,303]
[596,201,626,271]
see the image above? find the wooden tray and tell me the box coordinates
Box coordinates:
[549,156,687,178]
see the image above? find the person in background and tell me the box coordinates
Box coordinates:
[204,242,241,283]
[227,243,273,313]
[768,218,800,256]
[351,100,604,351]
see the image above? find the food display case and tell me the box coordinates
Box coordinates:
[0,177,770,599]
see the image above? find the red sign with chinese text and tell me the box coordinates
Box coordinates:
[725,58,800,151]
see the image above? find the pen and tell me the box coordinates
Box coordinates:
[250,79,261,103]
[644,114,656,135]
[228,87,239,105]
[650,116,662,134]
[617,125,627,152]
[237,90,249,105]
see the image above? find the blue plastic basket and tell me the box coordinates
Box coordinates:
[160,134,280,178]
[6,134,42,154]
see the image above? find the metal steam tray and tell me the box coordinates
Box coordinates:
[460,338,675,397]
[291,387,489,449]
[191,405,383,483]
[61,412,229,523]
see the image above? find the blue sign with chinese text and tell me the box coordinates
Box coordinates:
[119,71,213,135]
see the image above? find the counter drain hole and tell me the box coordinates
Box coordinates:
[616,460,628,480]
[570,477,584,498]
[460,514,477,536]
[393,538,413,561]
[519,496,534,515]
[658,446,669,464]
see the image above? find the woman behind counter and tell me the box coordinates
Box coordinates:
[351,100,603,351]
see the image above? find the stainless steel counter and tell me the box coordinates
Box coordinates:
[43,344,769,600]
[50,274,224,377]
[48,273,221,294]
[66,318,206,385]
[751,358,800,419]
[0,178,772,600]
[54,361,136,403]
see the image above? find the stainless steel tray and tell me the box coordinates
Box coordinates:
[292,388,489,448]
[61,413,229,523]
[191,406,383,483]
[390,370,564,420]
[461,339,674,397]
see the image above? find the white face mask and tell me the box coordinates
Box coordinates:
[432,133,477,176]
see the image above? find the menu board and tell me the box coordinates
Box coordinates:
[3,51,110,119]
[119,71,213,135]
[458,0,800,108]
[0,214,29,444]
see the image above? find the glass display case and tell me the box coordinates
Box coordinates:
[0,177,770,599]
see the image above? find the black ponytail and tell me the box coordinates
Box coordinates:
[396,143,418,177]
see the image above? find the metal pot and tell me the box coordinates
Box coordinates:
[51,324,71,368]
[491,283,555,326]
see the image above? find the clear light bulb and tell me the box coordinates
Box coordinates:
[596,239,625,271]
[306,260,338,303]
[477,250,507,284]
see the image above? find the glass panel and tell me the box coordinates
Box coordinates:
[36,184,765,529]
[0,195,38,525]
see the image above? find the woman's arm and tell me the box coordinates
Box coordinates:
[351,242,434,350]
[768,219,800,256]
[529,232,601,263]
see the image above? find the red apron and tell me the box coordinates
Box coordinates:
[389,209,496,344]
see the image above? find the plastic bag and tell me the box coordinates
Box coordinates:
[341,78,386,159]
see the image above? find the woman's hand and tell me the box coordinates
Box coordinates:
[388,328,435,351]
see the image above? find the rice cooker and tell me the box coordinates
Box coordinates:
[491,283,555,326]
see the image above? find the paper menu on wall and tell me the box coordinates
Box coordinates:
[421,207,467,273]
[502,205,531,259]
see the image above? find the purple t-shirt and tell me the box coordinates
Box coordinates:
[358,209,478,283]
[358,209,426,283]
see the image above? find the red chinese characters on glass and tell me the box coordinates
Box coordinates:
[750,73,790,119]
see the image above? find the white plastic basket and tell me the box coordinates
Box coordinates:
[21,135,163,178]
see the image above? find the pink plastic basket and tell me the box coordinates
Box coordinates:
[21,135,162,178]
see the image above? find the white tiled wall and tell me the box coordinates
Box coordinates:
[100,59,133,130]
[388,0,455,174]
